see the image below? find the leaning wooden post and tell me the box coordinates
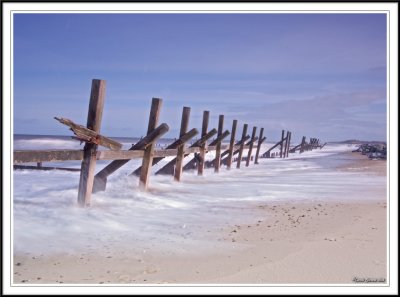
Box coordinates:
[286,132,292,157]
[198,111,210,176]
[174,107,190,181]
[254,127,264,164]
[139,98,162,190]
[226,119,237,169]
[280,129,285,158]
[236,124,248,169]
[246,126,257,167]
[214,115,224,173]
[77,79,106,207]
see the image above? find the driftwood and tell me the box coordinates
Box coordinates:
[54,117,122,150]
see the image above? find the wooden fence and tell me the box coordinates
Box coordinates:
[13,79,323,207]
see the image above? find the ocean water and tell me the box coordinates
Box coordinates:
[12,135,386,255]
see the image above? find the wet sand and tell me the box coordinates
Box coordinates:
[13,152,387,286]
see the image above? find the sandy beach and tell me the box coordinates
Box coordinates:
[12,152,388,286]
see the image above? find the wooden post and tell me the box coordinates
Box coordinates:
[300,136,306,153]
[246,126,257,167]
[214,115,224,173]
[283,130,290,158]
[131,127,198,176]
[160,128,217,175]
[236,124,248,169]
[226,120,237,169]
[286,132,291,157]
[139,98,162,190]
[254,127,264,164]
[280,129,285,158]
[174,107,190,181]
[77,79,106,207]
[198,111,209,176]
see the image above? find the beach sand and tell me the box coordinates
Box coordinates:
[13,153,387,285]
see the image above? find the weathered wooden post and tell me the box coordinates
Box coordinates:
[139,98,163,190]
[254,127,264,164]
[77,79,106,207]
[286,132,291,157]
[246,126,257,167]
[174,107,190,181]
[283,130,289,158]
[198,111,210,176]
[280,129,285,158]
[131,128,197,176]
[236,124,248,168]
[226,120,237,169]
[300,136,306,153]
[214,115,224,173]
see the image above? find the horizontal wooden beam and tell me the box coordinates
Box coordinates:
[13,165,81,172]
[14,150,84,164]
[13,144,248,164]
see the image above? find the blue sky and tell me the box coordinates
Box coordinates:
[13,13,387,142]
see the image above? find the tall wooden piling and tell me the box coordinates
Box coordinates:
[139,98,162,190]
[77,79,106,207]
[254,127,264,164]
[226,120,237,169]
[198,111,210,176]
[214,115,224,173]
[236,124,248,169]
[279,130,285,158]
[246,126,257,167]
[174,107,190,181]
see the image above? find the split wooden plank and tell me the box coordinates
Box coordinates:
[54,117,122,150]
[246,126,257,167]
[254,128,264,164]
[77,79,106,207]
[226,119,237,169]
[236,124,248,169]
[174,107,191,182]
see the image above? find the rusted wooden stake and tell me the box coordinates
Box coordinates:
[246,126,257,167]
[254,127,264,164]
[214,115,224,173]
[226,120,237,169]
[139,98,163,190]
[198,111,209,176]
[236,124,248,169]
[77,79,106,207]
[174,107,190,181]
